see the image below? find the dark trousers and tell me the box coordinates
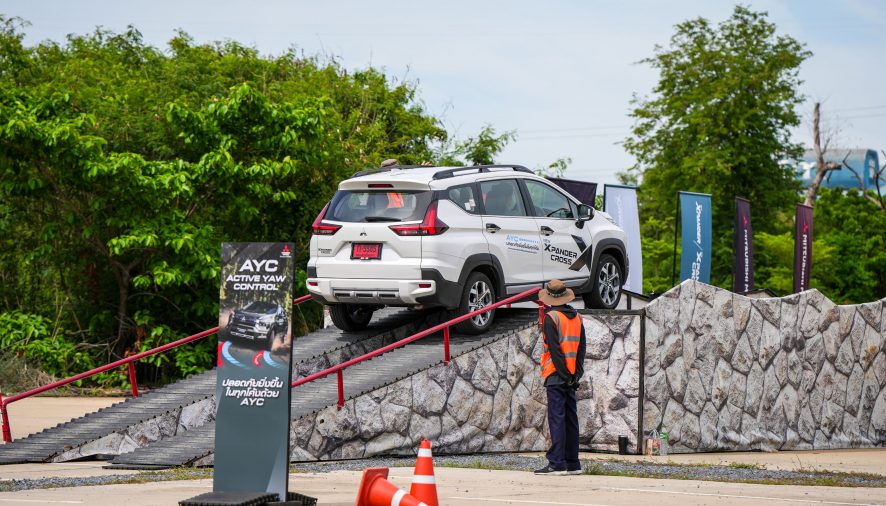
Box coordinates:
[545,383,579,471]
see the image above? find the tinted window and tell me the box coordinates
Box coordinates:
[447,184,478,214]
[524,180,575,219]
[479,180,527,217]
[326,190,432,222]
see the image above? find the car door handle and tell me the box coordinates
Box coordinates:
[540,226,554,236]
[485,223,501,233]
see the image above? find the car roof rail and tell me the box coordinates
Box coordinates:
[351,164,425,178]
[432,164,533,180]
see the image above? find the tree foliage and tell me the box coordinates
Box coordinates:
[0,19,511,386]
[625,6,811,291]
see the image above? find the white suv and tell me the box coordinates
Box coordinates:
[307,164,627,334]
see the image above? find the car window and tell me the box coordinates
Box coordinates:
[447,184,478,214]
[326,190,432,222]
[479,180,527,217]
[524,180,575,219]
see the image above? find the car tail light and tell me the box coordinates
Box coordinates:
[308,281,318,287]
[389,200,448,236]
[418,283,432,289]
[368,183,393,188]
[311,203,341,235]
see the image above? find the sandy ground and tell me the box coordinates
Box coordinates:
[1,466,886,505]
[2,397,122,441]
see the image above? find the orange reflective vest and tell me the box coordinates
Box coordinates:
[386,192,404,208]
[540,310,582,380]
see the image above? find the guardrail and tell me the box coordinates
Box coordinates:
[291,288,545,409]
[0,294,314,443]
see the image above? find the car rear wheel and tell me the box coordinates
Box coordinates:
[584,253,622,309]
[454,272,495,335]
[329,304,374,332]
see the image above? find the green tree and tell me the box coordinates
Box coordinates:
[0,19,463,384]
[624,6,811,291]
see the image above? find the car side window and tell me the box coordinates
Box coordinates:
[524,180,575,219]
[447,184,479,214]
[479,180,527,217]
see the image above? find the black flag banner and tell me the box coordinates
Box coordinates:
[733,197,754,293]
[793,204,814,294]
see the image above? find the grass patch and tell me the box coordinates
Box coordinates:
[437,459,513,471]
[728,462,766,470]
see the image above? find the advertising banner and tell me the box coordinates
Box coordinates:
[548,177,598,206]
[679,192,712,283]
[604,185,643,293]
[793,204,814,293]
[214,242,294,499]
[733,197,754,293]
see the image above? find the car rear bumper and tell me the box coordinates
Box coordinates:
[306,277,437,305]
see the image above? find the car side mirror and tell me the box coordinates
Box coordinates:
[577,204,594,222]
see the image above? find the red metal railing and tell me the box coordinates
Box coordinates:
[291,289,545,409]
[0,294,313,443]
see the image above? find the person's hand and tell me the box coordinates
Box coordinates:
[568,376,580,390]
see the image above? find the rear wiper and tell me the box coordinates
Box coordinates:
[363,216,401,222]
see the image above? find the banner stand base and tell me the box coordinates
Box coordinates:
[180,491,317,506]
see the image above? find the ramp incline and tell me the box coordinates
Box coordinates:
[110,309,537,468]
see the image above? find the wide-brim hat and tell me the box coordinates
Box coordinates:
[538,279,575,306]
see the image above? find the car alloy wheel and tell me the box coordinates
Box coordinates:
[597,259,621,307]
[468,279,493,327]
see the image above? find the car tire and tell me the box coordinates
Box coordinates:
[264,328,276,351]
[329,304,374,332]
[454,272,496,335]
[584,253,622,309]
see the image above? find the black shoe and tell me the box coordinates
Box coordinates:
[534,465,566,475]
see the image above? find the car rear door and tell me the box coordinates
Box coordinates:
[478,178,544,294]
[521,179,590,287]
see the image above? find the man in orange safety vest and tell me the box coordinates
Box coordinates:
[534,279,586,476]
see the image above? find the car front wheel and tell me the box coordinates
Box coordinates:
[454,272,496,335]
[329,304,374,332]
[584,253,622,309]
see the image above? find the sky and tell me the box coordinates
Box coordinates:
[2,0,885,185]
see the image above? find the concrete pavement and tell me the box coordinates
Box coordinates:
[1,467,885,505]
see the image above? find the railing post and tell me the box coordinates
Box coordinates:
[127,362,139,398]
[0,389,12,443]
[443,326,451,365]
[336,369,344,410]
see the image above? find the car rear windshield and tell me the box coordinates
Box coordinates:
[326,190,432,222]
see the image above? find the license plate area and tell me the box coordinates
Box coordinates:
[351,243,382,260]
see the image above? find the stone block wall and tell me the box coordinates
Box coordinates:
[643,280,886,453]
[280,313,640,461]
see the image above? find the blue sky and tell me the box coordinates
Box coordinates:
[2,0,884,184]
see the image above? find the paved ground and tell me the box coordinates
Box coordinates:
[2,397,121,441]
[1,466,886,505]
[565,448,886,476]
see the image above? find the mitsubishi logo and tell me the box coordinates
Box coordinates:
[360,229,367,237]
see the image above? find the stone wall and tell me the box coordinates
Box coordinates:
[277,313,640,461]
[643,280,886,453]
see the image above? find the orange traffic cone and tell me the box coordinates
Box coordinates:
[356,467,428,506]
[409,439,439,506]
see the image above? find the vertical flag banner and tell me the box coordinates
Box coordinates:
[793,204,814,293]
[679,192,712,283]
[604,185,643,293]
[548,177,598,206]
[214,243,294,499]
[733,197,754,292]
